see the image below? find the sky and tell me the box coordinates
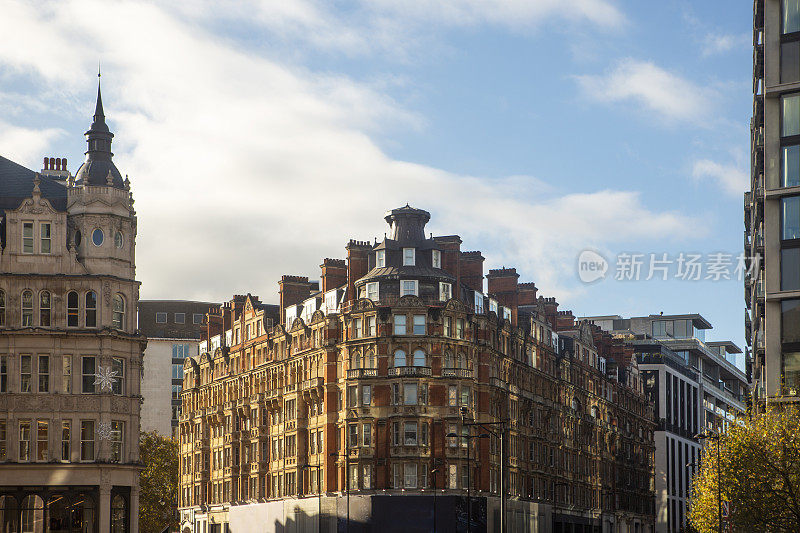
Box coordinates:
[0,0,752,364]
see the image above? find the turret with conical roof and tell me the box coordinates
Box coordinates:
[74,76,124,188]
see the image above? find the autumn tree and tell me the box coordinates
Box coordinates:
[139,431,179,533]
[688,408,800,532]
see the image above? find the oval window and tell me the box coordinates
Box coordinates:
[75,231,82,246]
[92,228,104,246]
[115,231,124,248]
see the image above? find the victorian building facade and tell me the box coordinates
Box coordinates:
[179,207,655,533]
[0,83,145,532]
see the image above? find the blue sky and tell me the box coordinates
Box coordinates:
[0,0,752,362]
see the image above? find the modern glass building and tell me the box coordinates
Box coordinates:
[747,0,800,410]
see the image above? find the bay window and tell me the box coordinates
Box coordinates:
[393,316,407,335]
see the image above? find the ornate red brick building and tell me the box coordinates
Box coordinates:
[179,206,655,533]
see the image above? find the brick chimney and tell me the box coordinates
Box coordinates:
[346,240,372,302]
[541,296,559,328]
[460,251,484,292]
[486,267,520,326]
[555,310,575,331]
[518,282,538,306]
[278,276,312,325]
[320,258,347,293]
[433,235,462,288]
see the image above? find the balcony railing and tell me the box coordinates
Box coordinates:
[347,368,378,379]
[388,366,432,377]
[301,377,324,390]
[441,368,474,378]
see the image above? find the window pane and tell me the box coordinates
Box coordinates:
[783,41,800,84]
[784,145,800,187]
[783,196,800,240]
[784,351,800,393]
[782,299,800,343]
[782,248,800,290]
[785,0,800,33]
[403,383,417,405]
[413,315,425,335]
[784,95,800,137]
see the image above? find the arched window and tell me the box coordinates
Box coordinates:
[0,495,19,533]
[350,350,361,369]
[393,350,406,367]
[571,397,581,412]
[591,405,598,418]
[21,494,44,533]
[457,353,467,369]
[412,349,426,367]
[444,351,454,368]
[85,291,97,328]
[39,291,50,326]
[21,290,33,326]
[112,294,125,329]
[0,289,5,327]
[365,350,376,369]
[110,494,127,533]
[46,494,70,532]
[67,291,79,327]
[71,493,96,532]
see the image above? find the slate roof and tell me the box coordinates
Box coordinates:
[357,264,455,284]
[0,155,67,215]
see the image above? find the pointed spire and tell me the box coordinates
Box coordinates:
[91,66,108,132]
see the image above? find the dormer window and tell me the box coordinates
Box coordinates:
[376,250,385,268]
[403,248,415,266]
[432,250,441,269]
[439,282,452,301]
[366,282,379,302]
[400,280,418,296]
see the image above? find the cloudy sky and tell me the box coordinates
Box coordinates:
[0,0,751,362]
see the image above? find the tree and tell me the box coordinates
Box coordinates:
[688,408,800,532]
[139,431,179,533]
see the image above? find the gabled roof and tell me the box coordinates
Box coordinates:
[0,155,67,215]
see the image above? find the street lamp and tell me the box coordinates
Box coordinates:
[300,463,323,533]
[455,407,508,533]
[695,432,722,533]
[430,467,440,533]
[330,452,350,532]
[446,430,489,533]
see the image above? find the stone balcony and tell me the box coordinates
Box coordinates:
[347,368,378,379]
[388,366,432,377]
[441,368,473,378]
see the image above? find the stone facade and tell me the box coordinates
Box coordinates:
[0,83,145,533]
[179,207,655,533]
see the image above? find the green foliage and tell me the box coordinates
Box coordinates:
[139,431,179,533]
[688,408,800,532]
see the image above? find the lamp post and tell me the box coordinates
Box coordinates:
[301,463,323,533]
[330,452,349,532]
[695,432,722,533]
[455,407,508,533]
[446,431,489,533]
[431,467,439,533]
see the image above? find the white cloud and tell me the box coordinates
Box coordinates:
[0,121,64,168]
[163,0,624,61]
[574,58,712,124]
[692,159,748,197]
[701,32,749,57]
[0,0,692,304]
